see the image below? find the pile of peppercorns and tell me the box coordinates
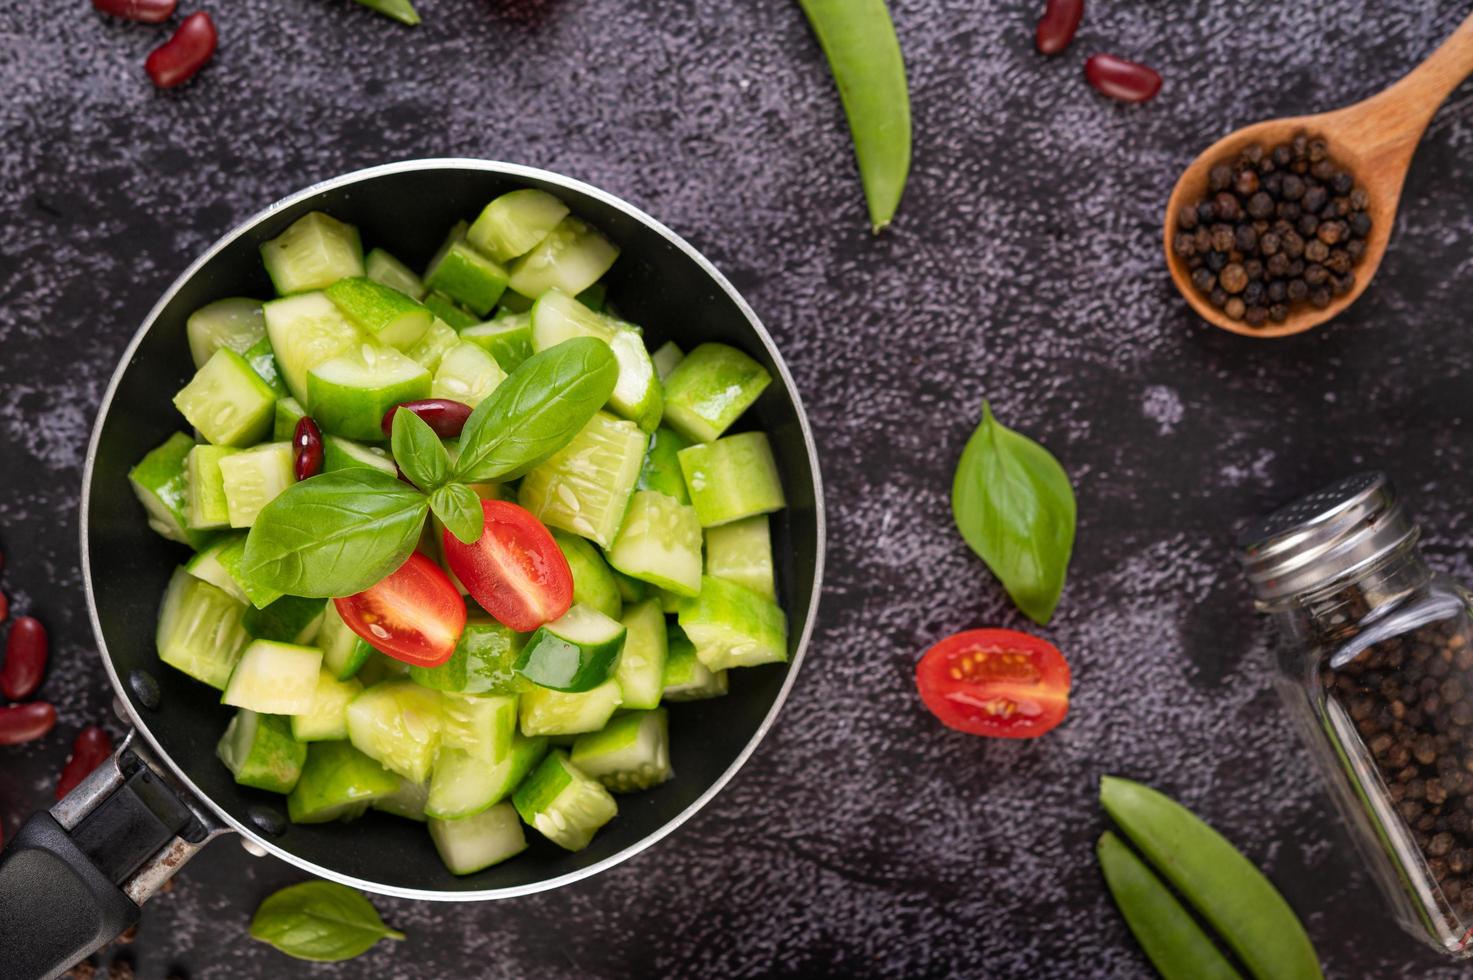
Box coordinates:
[1173,133,1372,327]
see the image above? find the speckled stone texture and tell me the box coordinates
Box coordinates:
[3,0,1473,976]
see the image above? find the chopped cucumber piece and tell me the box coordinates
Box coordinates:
[461,313,533,373]
[184,534,249,604]
[431,341,505,408]
[326,276,433,351]
[530,290,661,430]
[613,568,649,604]
[156,568,249,689]
[222,639,323,714]
[307,342,431,442]
[346,679,444,783]
[513,750,617,852]
[404,317,460,374]
[614,599,668,710]
[661,344,772,443]
[260,212,364,296]
[423,223,508,315]
[187,297,266,369]
[605,490,703,597]
[409,617,527,695]
[705,514,776,600]
[442,693,518,763]
[365,247,426,299]
[429,802,528,874]
[130,433,215,548]
[244,594,327,645]
[467,189,570,262]
[317,601,375,680]
[212,532,282,608]
[173,348,277,447]
[272,396,307,442]
[662,623,728,700]
[218,442,295,528]
[422,290,479,330]
[518,678,622,736]
[516,604,626,692]
[651,340,683,381]
[552,530,622,620]
[185,444,238,530]
[356,650,410,687]
[575,281,607,312]
[507,217,618,299]
[290,668,363,741]
[242,336,288,398]
[372,773,429,821]
[678,432,786,527]
[217,710,306,793]
[496,291,534,315]
[263,291,362,405]
[678,576,788,671]
[321,434,397,476]
[571,709,672,793]
[429,731,548,821]
[652,586,682,614]
[288,740,400,824]
[637,427,691,504]
[518,411,645,548]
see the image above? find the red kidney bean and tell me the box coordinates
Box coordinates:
[145,11,218,90]
[56,726,115,800]
[1,616,47,701]
[0,591,8,624]
[0,702,56,746]
[92,0,177,23]
[381,399,474,440]
[1035,0,1083,55]
[293,416,325,481]
[1084,54,1162,103]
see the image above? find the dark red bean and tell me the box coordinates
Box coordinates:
[56,726,115,800]
[145,11,218,90]
[1,616,47,701]
[293,416,324,482]
[381,399,474,440]
[1084,54,1161,103]
[0,702,57,746]
[92,0,177,23]
[1035,0,1083,55]
[0,591,8,624]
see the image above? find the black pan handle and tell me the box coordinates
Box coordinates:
[0,732,229,980]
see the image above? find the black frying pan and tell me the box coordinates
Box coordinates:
[0,161,825,979]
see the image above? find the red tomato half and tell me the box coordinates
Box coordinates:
[335,552,467,668]
[441,500,573,633]
[916,629,1071,739]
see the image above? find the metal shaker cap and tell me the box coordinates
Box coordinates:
[1236,472,1419,605]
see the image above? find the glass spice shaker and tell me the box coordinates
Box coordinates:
[1238,472,1473,958]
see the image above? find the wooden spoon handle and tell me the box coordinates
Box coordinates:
[1357,10,1473,146]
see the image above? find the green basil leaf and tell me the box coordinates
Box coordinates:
[392,406,450,493]
[240,469,429,598]
[431,483,486,545]
[453,336,619,483]
[951,401,1076,624]
[249,880,405,962]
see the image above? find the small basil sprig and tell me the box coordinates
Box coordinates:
[951,401,1076,625]
[431,482,485,544]
[392,406,450,492]
[249,880,404,962]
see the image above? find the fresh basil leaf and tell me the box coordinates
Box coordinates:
[453,336,619,483]
[431,483,486,545]
[249,880,405,962]
[240,469,429,598]
[392,406,450,493]
[951,401,1076,625]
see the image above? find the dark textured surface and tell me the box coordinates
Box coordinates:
[3,0,1473,976]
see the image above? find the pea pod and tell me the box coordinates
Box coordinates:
[1096,832,1243,980]
[797,0,911,232]
[1100,776,1323,980]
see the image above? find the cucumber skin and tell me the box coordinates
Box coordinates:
[409,619,528,695]
[460,314,533,373]
[678,576,788,672]
[661,624,729,701]
[273,397,308,442]
[243,595,327,644]
[571,708,672,793]
[260,212,365,296]
[130,433,216,549]
[518,411,646,549]
[660,343,772,443]
[422,291,479,330]
[425,240,509,317]
[704,514,777,601]
[173,348,277,448]
[637,427,692,504]
[288,740,401,824]
[515,612,627,693]
[518,679,622,736]
[218,710,306,793]
[429,803,528,875]
[512,750,618,852]
[614,599,668,710]
[326,276,433,351]
[468,189,570,263]
[605,490,704,598]
[677,432,787,528]
[156,568,249,690]
[553,530,623,621]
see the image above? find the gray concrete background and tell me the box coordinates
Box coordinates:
[3,0,1473,975]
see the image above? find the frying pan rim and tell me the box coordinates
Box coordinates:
[79,158,827,901]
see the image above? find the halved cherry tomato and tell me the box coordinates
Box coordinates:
[441,500,573,633]
[335,552,466,668]
[916,628,1071,739]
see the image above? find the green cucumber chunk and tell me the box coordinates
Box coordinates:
[372,773,430,821]
[605,490,703,597]
[242,336,288,397]
[173,348,277,447]
[575,281,607,312]
[431,341,505,408]
[185,444,238,530]
[678,432,786,527]
[660,343,772,443]
[496,291,534,315]
[570,708,672,793]
[507,217,619,299]
[428,731,548,821]
[442,693,518,762]
[404,317,461,374]
[260,212,365,296]
[130,433,215,548]
[217,710,306,793]
[365,247,426,299]
[613,569,649,604]
[272,396,307,442]
[530,290,661,430]
[429,802,528,874]
[156,567,249,689]
[326,276,433,351]
[211,532,282,609]
[346,679,444,783]
[187,297,266,369]
[356,650,410,687]
[307,342,431,442]
[661,623,729,701]
[287,740,400,824]
[460,313,533,373]
[409,617,527,694]
[678,576,788,671]
[614,599,668,711]
[704,514,776,600]
[518,411,645,548]
[184,534,249,604]
[467,189,570,263]
[637,427,691,504]
[423,223,508,316]
[290,668,364,741]
[218,442,295,529]
[519,678,622,736]
[516,604,626,693]
[552,530,622,620]
[512,750,618,852]
[651,341,683,381]
[321,434,397,476]
[262,291,362,405]
[652,586,683,614]
[422,290,479,330]
[243,594,327,645]
[317,601,375,680]
[222,639,323,714]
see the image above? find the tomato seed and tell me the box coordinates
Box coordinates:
[92,0,177,22]
[293,416,324,481]
[1035,0,1083,55]
[1,615,48,701]
[1084,54,1162,103]
[382,399,473,439]
[56,725,114,800]
[146,11,218,90]
[0,701,57,745]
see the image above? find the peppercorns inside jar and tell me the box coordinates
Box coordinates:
[1240,473,1473,959]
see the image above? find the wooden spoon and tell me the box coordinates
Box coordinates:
[1165,11,1473,338]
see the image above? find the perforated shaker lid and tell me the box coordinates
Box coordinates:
[1236,472,1419,604]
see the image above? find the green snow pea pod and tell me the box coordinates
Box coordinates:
[1100,776,1323,980]
[797,0,912,232]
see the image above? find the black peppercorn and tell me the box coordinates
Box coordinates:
[1269,302,1289,322]
[1308,137,1328,162]
[1266,252,1291,278]
[1244,258,1264,281]
[1305,239,1330,264]
[1303,263,1329,286]
[1310,159,1336,181]
[1220,263,1249,294]
[1287,258,1305,278]
[1234,169,1260,197]
[1310,287,1331,309]
[1225,297,1246,320]
[1334,273,1355,296]
[1259,231,1281,256]
[1347,239,1366,261]
[1274,143,1294,167]
[1209,286,1228,308]
[1282,231,1305,259]
[1267,280,1288,303]
[1332,171,1354,195]
[1245,306,1268,327]
[1210,225,1235,253]
[1177,204,1199,231]
[1235,225,1258,252]
[1263,171,1284,197]
[1243,280,1266,306]
[1214,192,1242,222]
[1173,234,1196,258]
[1196,200,1216,225]
[1191,268,1215,293]
[1288,279,1309,301]
[1349,212,1372,237]
[1350,187,1369,210]
[1297,213,1320,237]
[1325,250,1352,275]
[1318,220,1345,245]
[1302,185,1328,214]
[1282,174,1306,200]
[1206,250,1229,273]
[1277,200,1302,221]
[1247,191,1275,220]
[1209,164,1233,192]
